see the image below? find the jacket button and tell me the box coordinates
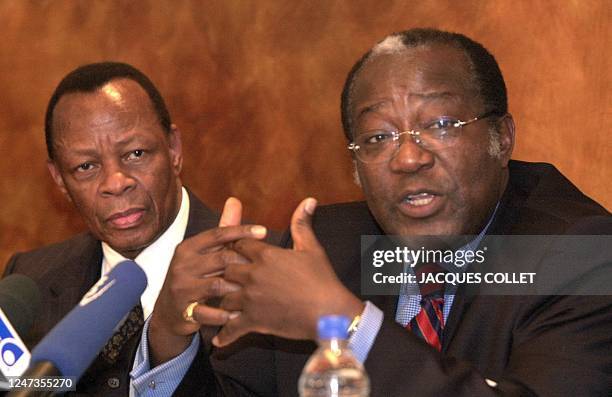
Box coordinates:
[107,377,120,389]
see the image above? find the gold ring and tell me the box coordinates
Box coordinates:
[182,302,199,323]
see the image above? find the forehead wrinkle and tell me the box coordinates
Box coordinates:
[88,111,138,133]
[54,126,129,151]
[355,87,460,124]
[55,107,139,140]
[53,93,130,134]
[410,91,456,100]
[53,114,154,161]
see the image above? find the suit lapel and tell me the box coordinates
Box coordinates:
[184,189,220,238]
[47,234,102,316]
[442,174,525,350]
[441,292,473,351]
[25,233,103,348]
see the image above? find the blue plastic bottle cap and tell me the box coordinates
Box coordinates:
[318,315,350,340]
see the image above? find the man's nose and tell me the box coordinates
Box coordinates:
[388,134,435,174]
[99,163,136,196]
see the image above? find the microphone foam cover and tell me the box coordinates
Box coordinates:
[30,260,147,380]
[0,274,42,337]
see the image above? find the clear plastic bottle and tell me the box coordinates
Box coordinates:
[298,315,370,397]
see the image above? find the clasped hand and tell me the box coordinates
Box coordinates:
[214,198,364,346]
[150,197,363,365]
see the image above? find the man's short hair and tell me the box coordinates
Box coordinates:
[340,28,508,140]
[45,62,172,159]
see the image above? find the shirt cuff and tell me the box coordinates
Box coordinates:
[130,318,200,396]
[348,301,384,363]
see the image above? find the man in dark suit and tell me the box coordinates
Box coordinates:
[3,62,267,395]
[203,29,612,395]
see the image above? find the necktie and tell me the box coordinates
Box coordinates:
[407,263,445,351]
[100,303,144,364]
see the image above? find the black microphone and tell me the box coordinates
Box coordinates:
[0,274,41,377]
[7,260,146,396]
[0,274,41,338]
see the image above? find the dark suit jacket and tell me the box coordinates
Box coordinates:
[3,190,221,396]
[211,160,612,396]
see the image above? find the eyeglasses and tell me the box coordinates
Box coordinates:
[347,110,502,164]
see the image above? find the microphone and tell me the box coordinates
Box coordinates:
[0,274,42,377]
[16,260,147,387]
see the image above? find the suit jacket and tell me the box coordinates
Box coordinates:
[211,160,612,396]
[3,190,221,396]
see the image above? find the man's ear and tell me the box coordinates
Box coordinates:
[167,123,183,175]
[47,160,71,202]
[498,114,515,166]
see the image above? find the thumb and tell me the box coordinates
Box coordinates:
[290,198,320,251]
[219,197,243,227]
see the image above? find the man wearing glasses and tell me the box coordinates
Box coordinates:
[165,29,611,395]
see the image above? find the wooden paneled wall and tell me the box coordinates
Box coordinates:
[0,1,609,268]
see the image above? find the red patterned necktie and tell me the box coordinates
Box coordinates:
[407,263,445,351]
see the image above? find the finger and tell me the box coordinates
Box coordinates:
[199,277,241,299]
[175,278,241,309]
[220,249,250,265]
[207,278,241,297]
[223,262,253,285]
[290,197,319,251]
[231,238,275,262]
[219,197,242,227]
[183,224,267,253]
[200,249,250,278]
[191,304,232,326]
[219,290,243,311]
[212,315,249,347]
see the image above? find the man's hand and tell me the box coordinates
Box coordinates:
[213,198,364,347]
[149,197,267,365]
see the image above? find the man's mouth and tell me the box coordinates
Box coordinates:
[398,191,442,218]
[404,192,435,206]
[107,208,145,229]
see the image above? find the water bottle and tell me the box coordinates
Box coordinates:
[298,315,370,397]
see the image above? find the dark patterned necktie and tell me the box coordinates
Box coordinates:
[100,303,144,364]
[407,263,445,351]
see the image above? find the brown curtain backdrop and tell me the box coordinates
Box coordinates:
[0,1,610,269]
